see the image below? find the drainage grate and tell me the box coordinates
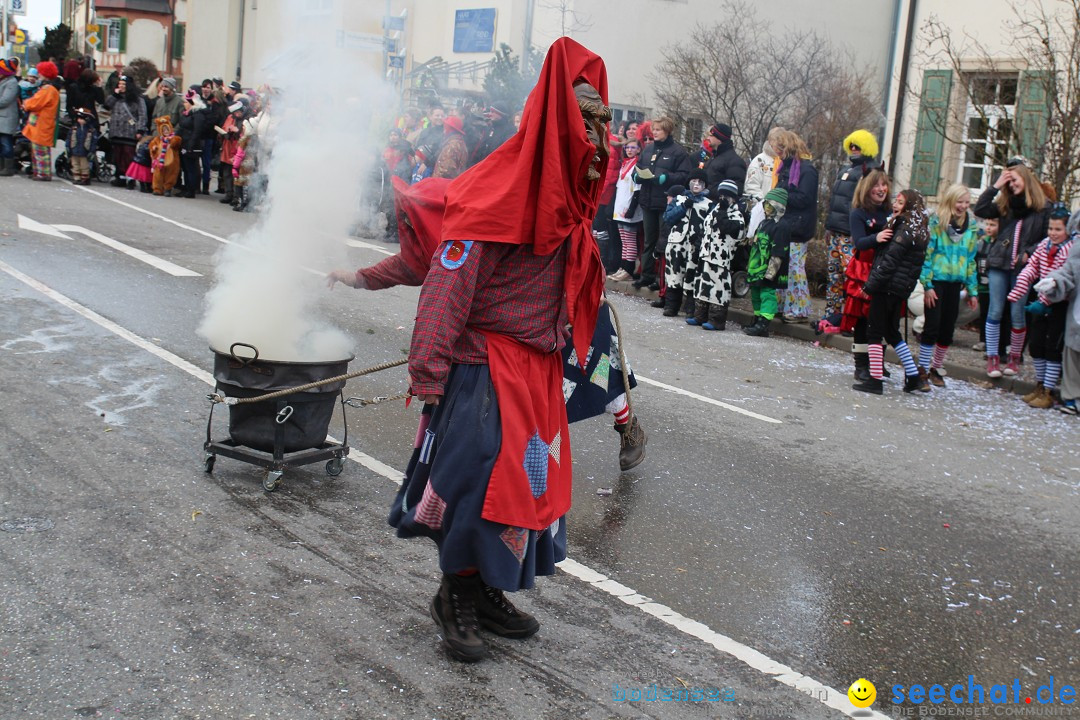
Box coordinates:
[0,517,54,534]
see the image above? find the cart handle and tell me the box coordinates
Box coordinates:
[230,343,260,367]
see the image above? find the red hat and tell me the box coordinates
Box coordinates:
[443,115,464,135]
[36,61,59,80]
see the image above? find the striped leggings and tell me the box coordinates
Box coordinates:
[618,221,641,263]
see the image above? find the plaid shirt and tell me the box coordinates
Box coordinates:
[409,240,568,396]
[357,254,423,290]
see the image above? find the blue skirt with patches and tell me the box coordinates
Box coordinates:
[388,363,567,592]
[562,304,638,424]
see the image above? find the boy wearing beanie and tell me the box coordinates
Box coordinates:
[743,187,789,336]
[689,179,745,330]
[661,168,713,317]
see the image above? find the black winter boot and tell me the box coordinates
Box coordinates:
[742,316,770,337]
[430,573,486,662]
[201,180,210,195]
[475,583,540,638]
[852,377,884,394]
[139,182,152,193]
[853,352,871,382]
[662,288,683,317]
[904,372,929,393]
[615,414,647,471]
[687,300,708,326]
[680,292,696,316]
[703,304,727,331]
[0,157,14,176]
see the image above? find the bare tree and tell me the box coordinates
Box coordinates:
[918,0,1080,199]
[649,0,880,219]
[649,0,879,156]
[538,0,593,37]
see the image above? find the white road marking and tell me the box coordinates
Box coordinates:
[635,374,783,424]
[0,259,881,719]
[345,238,395,256]
[55,223,201,277]
[63,184,327,277]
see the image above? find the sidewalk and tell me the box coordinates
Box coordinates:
[606,277,1041,397]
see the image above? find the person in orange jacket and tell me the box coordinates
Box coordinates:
[22,61,60,181]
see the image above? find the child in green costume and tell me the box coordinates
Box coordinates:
[743,187,789,337]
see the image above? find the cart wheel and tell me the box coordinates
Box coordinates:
[263,470,283,492]
[325,458,343,477]
[732,270,750,298]
[203,454,216,474]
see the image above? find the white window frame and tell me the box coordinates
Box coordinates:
[956,74,1017,195]
[105,19,122,53]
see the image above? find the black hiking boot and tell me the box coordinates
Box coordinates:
[662,289,682,317]
[430,573,486,662]
[742,317,770,337]
[475,583,540,639]
[852,377,884,395]
[615,414,647,471]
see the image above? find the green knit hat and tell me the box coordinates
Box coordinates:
[764,187,788,205]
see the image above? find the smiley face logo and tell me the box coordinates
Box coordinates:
[848,678,876,708]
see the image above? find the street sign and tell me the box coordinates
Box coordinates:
[13,28,25,45]
[86,31,100,48]
[86,23,99,33]
[8,0,27,17]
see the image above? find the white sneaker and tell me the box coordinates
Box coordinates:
[608,269,632,282]
[972,341,985,352]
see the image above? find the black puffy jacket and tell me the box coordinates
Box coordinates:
[864,217,928,297]
[972,185,1049,271]
[704,141,747,195]
[824,156,878,234]
[774,156,819,243]
[637,136,693,211]
[176,110,205,153]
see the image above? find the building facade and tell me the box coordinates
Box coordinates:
[62,0,187,80]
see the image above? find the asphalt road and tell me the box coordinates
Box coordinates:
[1,179,1077,720]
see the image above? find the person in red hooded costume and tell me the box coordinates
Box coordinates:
[379,38,611,663]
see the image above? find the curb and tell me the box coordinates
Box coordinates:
[605,278,1039,398]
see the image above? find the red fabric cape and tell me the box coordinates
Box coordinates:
[440,37,609,367]
[390,175,451,279]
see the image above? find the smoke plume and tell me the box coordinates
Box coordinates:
[198,0,391,361]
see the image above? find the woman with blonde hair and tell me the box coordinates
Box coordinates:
[973,160,1050,377]
[743,126,784,207]
[773,129,819,323]
[916,183,980,386]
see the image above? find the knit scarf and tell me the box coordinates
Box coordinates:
[153,132,172,169]
[619,156,637,180]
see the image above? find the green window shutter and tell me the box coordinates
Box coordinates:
[910,69,953,196]
[172,23,185,59]
[118,18,128,53]
[1015,70,1052,171]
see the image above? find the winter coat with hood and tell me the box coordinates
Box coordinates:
[176,97,207,154]
[105,84,148,143]
[973,183,1050,272]
[865,207,930,298]
[774,155,819,244]
[703,138,747,196]
[22,82,60,147]
[637,135,693,211]
[1041,247,1080,351]
[0,74,19,135]
[743,141,776,202]
[824,130,881,235]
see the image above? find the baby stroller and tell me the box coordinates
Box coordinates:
[54,117,116,183]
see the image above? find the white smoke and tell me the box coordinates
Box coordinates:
[198,0,392,362]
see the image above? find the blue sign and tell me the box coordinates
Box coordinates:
[453,8,496,53]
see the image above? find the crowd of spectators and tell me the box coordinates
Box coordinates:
[0,55,272,207]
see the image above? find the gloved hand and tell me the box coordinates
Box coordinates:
[1034,277,1056,294]
[681,196,694,209]
[1025,299,1051,316]
[658,174,667,185]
